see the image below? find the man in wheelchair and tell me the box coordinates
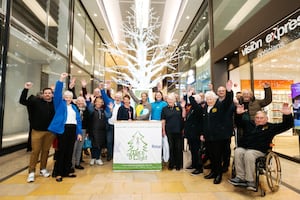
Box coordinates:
[228,103,293,191]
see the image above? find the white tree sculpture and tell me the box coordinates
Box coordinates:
[102,7,190,90]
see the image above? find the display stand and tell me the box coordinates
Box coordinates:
[113,121,162,171]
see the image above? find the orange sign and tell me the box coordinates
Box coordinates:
[241,80,294,90]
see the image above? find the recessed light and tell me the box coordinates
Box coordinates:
[234,51,238,54]
[77,13,81,16]
[93,13,97,17]
[202,16,206,20]
[186,16,190,19]
[224,57,228,61]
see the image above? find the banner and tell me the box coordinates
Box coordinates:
[113,121,162,171]
[291,83,300,129]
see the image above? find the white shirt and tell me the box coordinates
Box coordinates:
[65,104,77,124]
[108,102,121,125]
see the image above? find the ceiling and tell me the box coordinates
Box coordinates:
[81,0,203,46]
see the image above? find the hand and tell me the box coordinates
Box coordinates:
[108,102,114,110]
[77,134,83,142]
[60,73,68,82]
[200,135,205,142]
[106,81,111,90]
[226,80,233,91]
[263,82,270,88]
[81,79,87,88]
[98,82,104,89]
[69,77,76,89]
[180,99,186,108]
[24,82,33,89]
[236,104,246,114]
[280,103,292,115]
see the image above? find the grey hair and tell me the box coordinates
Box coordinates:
[204,91,218,101]
[63,90,73,99]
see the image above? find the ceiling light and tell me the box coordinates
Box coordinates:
[234,51,238,54]
[186,16,190,20]
[93,13,98,17]
[224,0,261,30]
[224,57,228,61]
[135,0,150,29]
[23,0,57,27]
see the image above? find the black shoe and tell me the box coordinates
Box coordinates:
[191,169,203,176]
[84,149,90,155]
[56,176,63,182]
[214,175,222,184]
[186,165,194,170]
[222,167,228,173]
[67,173,76,178]
[204,172,216,179]
[203,164,211,169]
[168,166,174,170]
[107,156,112,161]
[75,165,84,170]
[176,167,181,171]
[70,168,75,173]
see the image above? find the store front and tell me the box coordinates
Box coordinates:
[229,9,300,162]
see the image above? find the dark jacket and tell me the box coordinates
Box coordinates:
[201,90,234,141]
[236,113,293,153]
[239,87,272,121]
[184,96,203,138]
[19,89,54,131]
[117,105,134,120]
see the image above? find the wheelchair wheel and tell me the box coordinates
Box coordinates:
[265,152,281,192]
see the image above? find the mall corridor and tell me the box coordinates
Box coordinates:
[0,148,299,200]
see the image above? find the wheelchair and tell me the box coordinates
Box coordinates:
[231,147,281,197]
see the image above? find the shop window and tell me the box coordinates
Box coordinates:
[2,26,67,148]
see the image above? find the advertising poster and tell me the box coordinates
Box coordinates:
[113,121,162,171]
[291,83,300,129]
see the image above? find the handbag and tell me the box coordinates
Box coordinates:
[183,138,192,169]
[83,136,92,149]
[162,135,170,162]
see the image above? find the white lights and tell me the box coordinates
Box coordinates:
[135,0,150,29]
[224,0,261,31]
[22,0,57,27]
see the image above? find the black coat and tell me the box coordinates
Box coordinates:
[201,91,234,141]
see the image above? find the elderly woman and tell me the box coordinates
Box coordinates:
[48,73,82,182]
[201,80,233,184]
[161,93,186,171]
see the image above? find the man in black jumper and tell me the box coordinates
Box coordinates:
[228,103,293,191]
[20,82,55,183]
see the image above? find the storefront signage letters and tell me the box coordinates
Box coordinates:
[241,14,300,56]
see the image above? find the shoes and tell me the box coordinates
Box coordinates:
[186,165,194,170]
[90,159,95,166]
[40,169,50,177]
[228,177,247,187]
[75,165,84,170]
[67,173,76,178]
[213,175,222,184]
[204,172,216,179]
[95,159,104,165]
[56,176,63,182]
[191,169,203,176]
[27,172,35,183]
[107,156,112,161]
[246,181,257,191]
[168,166,174,170]
[70,168,75,173]
[176,167,181,171]
[203,163,211,169]
[84,149,90,155]
[222,167,228,173]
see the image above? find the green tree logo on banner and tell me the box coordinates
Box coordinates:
[127,131,148,161]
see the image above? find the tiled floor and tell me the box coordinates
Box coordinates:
[0,148,300,200]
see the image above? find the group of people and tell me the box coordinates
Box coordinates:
[20,73,294,191]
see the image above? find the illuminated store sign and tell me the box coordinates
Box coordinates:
[241,12,300,57]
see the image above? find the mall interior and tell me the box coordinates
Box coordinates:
[0,0,300,199]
